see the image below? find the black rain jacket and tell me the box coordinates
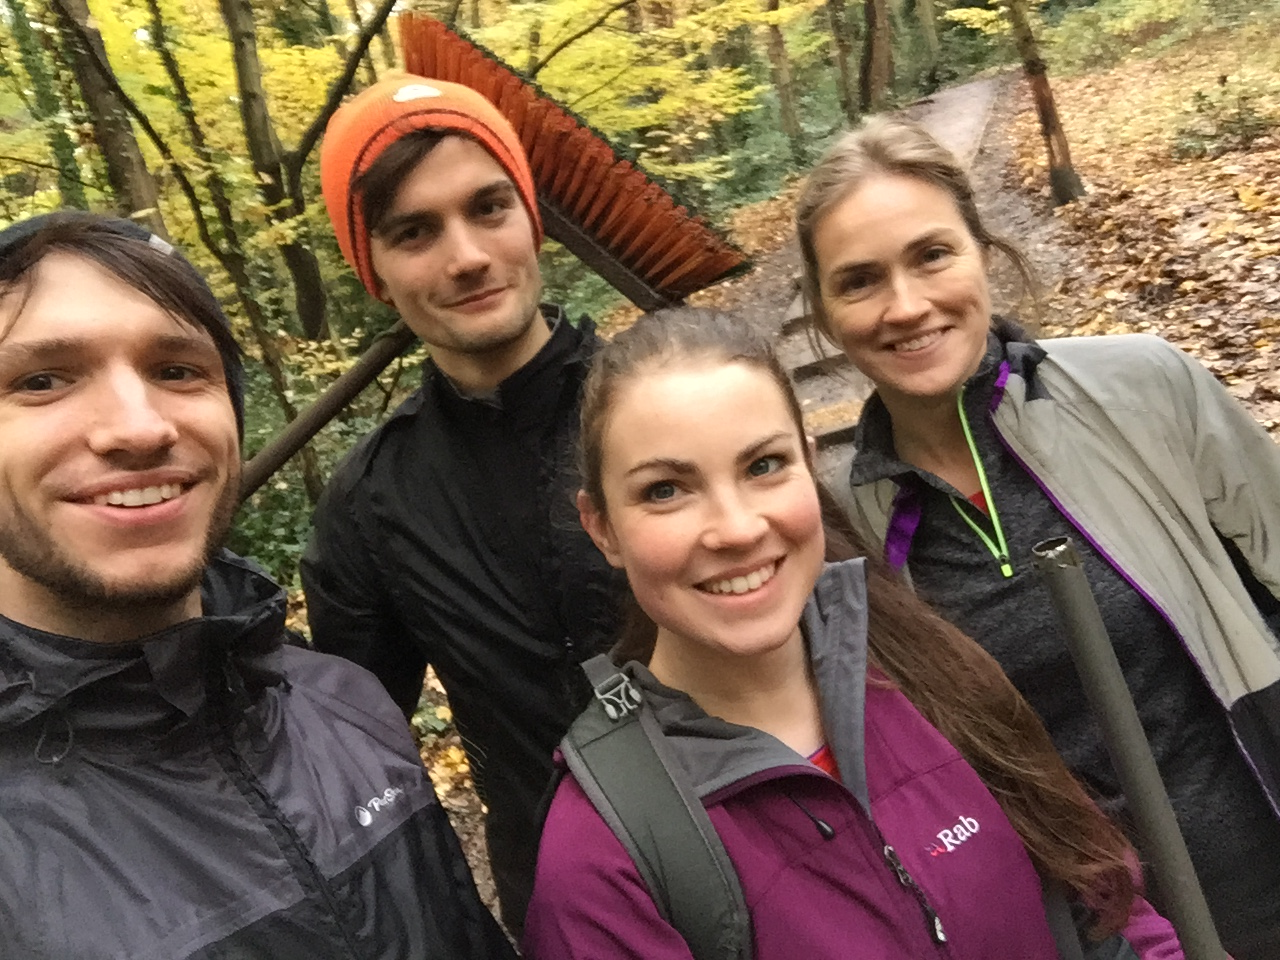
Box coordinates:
[0,551,513,960]
[300,309,627,930]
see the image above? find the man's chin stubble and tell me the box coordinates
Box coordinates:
[0,477,241,620]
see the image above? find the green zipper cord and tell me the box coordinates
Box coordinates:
[951,388,1014,578]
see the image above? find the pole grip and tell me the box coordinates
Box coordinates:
[1031,536,1224,960]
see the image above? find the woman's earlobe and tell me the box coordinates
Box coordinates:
[577,490,625,569]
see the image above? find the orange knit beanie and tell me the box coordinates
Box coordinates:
[320,75,542,299]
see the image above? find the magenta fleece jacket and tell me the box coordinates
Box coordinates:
[523,560,1184,960]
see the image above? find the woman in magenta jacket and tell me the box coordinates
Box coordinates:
[522,308,1183,960]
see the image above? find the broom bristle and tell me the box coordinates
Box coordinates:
[399,14,749,302]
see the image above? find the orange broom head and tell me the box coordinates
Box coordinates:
[398,13,749,303]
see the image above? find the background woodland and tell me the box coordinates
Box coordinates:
[0,0,1275,590]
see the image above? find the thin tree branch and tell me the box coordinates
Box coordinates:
[46,0,228,267]
[566,16,703,112]
[144,0,244,260]
[444,0,465,29]
[287,0,398,198]
[529,0,638,77]
[0,153,101,188]
[568,61,632,112]
[376,354,406,416]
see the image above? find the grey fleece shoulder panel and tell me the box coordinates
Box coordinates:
[655,709,812,801]
[805,559,871,813]
[631,667,819,800]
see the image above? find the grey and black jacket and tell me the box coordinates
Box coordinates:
[0,551,513,960]
[838,328,1280,813]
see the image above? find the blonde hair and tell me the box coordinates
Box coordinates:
[795,116,1037,343]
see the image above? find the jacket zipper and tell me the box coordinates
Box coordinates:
[952,386,1014,578]
[883,842,948,946]
[749,766,951,951]
[210,668,364,958]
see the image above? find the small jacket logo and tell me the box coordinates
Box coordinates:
[926,815,980,856]
[354,786,406,827]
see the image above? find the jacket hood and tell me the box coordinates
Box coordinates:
[0,550,286,733]
[849,317,1046,491]
[622,559,874,811]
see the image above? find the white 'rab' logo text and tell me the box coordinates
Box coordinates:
[926,815,980,856]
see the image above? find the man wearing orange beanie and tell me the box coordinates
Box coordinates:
[303,76,626,935]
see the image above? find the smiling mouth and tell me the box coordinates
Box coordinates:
[699,561,778,596]
[891,330,945,353]
[91,484,185,508]
[449,288,505,308]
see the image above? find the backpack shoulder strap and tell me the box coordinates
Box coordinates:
[1041,878,1086,960]
[559,655,752,960]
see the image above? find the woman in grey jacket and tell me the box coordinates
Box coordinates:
[795,116,1280,960]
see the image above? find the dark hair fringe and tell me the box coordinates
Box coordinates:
[0,212,245,434]
[355,129,449,236]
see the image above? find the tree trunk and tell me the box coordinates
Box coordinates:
[344,0,379,85]
[764,0,805,167]
[149,0,326,502]
[859,0,892,112]
[380,18,397,66]
[1006,0,1084,205]
[825,0,857,124]
[53,0,166,235]
[218,0,330,340]
[646,0,674,29]
[915,0,940,91]
[710,25,754,155]
[6,0,86,207]
[526,18,541,75]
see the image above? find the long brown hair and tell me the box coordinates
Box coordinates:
[578,307,1134,937]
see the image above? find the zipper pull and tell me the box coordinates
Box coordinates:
[926,906,948,944]
[999,561,1013,578]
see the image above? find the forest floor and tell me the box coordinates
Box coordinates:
[420,19,1280,920]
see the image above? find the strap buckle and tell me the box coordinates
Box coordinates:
[593,673,642,721]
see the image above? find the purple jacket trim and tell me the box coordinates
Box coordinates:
[989,361,1011,412]
[988,389,1192,663]
[884,484,923,572]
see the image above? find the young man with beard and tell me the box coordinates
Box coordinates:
[306,77,626,933]
[0,212,514,960]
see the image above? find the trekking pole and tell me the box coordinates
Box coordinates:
[1031,537,1225,960]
